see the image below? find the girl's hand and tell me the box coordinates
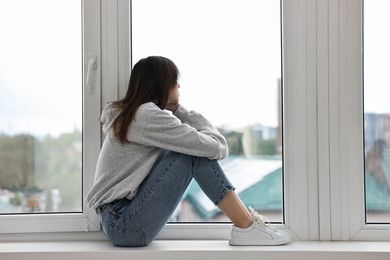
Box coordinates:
[166,83,180,112]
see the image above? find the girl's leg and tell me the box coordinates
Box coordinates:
[189,155,252,228]
[217,190,253,228]
[100,151,194,246]
[99,151,252,247]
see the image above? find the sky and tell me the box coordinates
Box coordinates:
[0,0,82,137]
[132,0,281,129]
[363,0,390,114]
[0,0,389,137]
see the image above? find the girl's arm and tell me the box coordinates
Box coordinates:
[129,104,228,160]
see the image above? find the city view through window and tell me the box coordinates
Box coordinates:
[0,0,82,214]
[132,0,284,223]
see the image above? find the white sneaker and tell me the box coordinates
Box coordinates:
[229,207,291,246]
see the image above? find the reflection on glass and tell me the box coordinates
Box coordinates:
[133,0,283,222]
[364,0,390,223]
[0,0,82,213]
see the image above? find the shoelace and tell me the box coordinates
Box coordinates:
[248,206,270,229]
[248,207,288,237]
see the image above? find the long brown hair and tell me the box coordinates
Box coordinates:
[111,56,179,143]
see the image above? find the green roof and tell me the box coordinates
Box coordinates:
[365,173,390,211]
[238,167,282,210]
[183,158,390,220]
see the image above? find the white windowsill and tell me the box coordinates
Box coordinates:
[1,240,390,260]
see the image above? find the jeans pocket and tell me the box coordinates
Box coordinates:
[108,221,147,247]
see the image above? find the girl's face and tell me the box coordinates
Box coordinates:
[168,83,180,104]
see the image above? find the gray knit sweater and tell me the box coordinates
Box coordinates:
[86,102,228,210]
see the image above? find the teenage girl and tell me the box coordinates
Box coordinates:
[86,56,290,247]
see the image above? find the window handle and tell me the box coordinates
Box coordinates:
[86,55,97,93]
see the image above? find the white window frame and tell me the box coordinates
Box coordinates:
[284,0,390,241]
[2,0,389,241]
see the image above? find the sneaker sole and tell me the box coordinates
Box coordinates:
[229,236,290,246]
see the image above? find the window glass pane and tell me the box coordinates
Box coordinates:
[133,0,283,222]
[0,0,82,213]
[364,0,390,223]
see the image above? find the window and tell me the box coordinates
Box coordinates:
[132,0,283,223]
[363,0,390,224]
[0,0,100,233]
[327,0,390,240]
[0,0,82,213]
[3,0,389,241]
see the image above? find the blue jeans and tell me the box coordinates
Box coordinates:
[97,151,235,247]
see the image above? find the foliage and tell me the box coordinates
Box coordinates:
[255,138,277,155]
[0,129,82,211]
[0,134,35,189]
[223,131,244,155]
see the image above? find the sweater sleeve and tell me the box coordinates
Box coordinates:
[128,104,229,160]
